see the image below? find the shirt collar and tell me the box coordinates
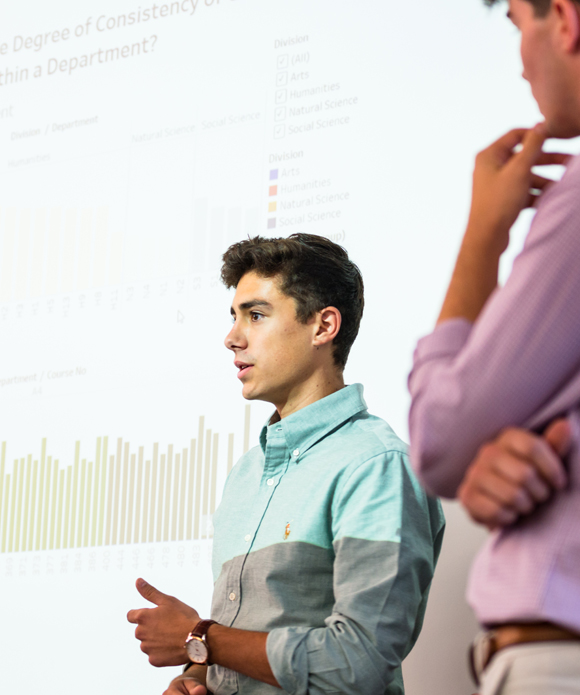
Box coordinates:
[259,383,368,457]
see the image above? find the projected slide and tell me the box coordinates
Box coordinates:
[0,1,535,693]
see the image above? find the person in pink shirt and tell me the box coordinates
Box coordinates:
[408,0,580,692]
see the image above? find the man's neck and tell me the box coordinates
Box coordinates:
[272,370,345,422]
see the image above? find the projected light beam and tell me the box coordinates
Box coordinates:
[0,406,250,554]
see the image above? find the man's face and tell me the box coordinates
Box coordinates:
[224,272,319,409]
[509,0,580,137]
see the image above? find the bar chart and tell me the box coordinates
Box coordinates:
[0,406,250,554]
[0,206,123,303]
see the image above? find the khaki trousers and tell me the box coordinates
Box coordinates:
[480,642,580,695]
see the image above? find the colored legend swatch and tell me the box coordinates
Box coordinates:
[267,171,278,229]
[0,405,251,554]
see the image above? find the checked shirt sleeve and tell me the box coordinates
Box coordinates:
[409,157,580,498]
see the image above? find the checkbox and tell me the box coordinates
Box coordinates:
[276,72,288,87]
[267,218,277,229]
[275,89,287,104]
[274,124,286,139]
[270,169,279,181]
[268,202,277,212]
[269,185,278,196]
[274,106,287,122]
[277,55,289,69]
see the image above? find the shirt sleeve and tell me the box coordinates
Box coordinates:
[265,450,444,695]
[408,158,580,498]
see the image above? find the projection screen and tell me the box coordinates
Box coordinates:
[0,1,544,692]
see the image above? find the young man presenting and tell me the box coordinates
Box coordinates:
[128,234,444,695]
[408,1,580,692]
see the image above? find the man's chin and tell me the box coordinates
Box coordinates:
[542,115,580,140]
[241,383,260,401]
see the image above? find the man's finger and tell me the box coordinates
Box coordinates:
[127,608,144,624]
[542,418,570,489]
[530,173,555,190]
[544,418,572,459]
[493,128,530,151]
[499,428,565,489]
[476,454,545,511]
[482,128,529,167]
[135,577,170,605]
[458,484,518,528]
[535,151,572,166]
[515,122,548,168]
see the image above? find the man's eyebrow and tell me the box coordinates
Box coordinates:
[230,299,273,315]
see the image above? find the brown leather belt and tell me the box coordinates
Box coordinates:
[469,622,580,686]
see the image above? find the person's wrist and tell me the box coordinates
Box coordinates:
[463,220,508,257]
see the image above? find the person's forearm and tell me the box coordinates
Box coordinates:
[207,625,280,688]
[437,226,503,325]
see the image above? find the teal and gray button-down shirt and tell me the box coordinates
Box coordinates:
[209,384,444,695]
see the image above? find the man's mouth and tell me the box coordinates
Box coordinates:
[234,361,253,379]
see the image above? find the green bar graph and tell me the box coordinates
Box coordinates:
[0,410,248,554]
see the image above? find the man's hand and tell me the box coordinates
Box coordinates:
[466,124,567,254]
[127,578,200,667]
[162,675,207,695]
[458,419,571,529]
[437,125,570,325]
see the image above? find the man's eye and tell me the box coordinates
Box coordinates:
[250,312,263,321]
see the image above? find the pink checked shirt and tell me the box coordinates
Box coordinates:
[408,154,580,631]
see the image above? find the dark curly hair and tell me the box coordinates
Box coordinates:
[483,0,553,17]
[221,234,364,370]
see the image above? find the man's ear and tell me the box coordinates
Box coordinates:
[312,307,341,348]
[553,0,580,53]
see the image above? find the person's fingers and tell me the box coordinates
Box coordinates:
[127,608,145,624]
[478,128,529,168]
[474,450,544,512]
[136,577,170,605]
[535,151,572,166]
[493,128,530,152]
[498,428,565,489]
[516,122,548,168]
[544,418,572,460]
[163,681,207,695]
[458,483,518,528]
[529,173,555,190]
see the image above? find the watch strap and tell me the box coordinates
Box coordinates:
[190,619,217,639]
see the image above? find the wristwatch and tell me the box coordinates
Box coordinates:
[184,619,217,665]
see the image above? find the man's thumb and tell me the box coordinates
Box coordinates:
[136,577,167,605]
[544,418,572,458]
[519,122,548,166]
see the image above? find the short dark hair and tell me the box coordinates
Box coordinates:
[483,0,552,17]
[221,233,364,370]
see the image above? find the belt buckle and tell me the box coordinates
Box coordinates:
[469,630,497,687]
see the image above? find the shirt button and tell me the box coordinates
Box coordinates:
[267,478,274,486]
[293,449,300,456]
[244,534,251,542]
[229,592,236,601]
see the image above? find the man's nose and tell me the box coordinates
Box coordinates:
[224,322,246,350]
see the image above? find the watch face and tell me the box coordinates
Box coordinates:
[186,637,208,664]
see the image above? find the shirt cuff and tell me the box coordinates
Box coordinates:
[412,318,472,368]
[266,626,310,695]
